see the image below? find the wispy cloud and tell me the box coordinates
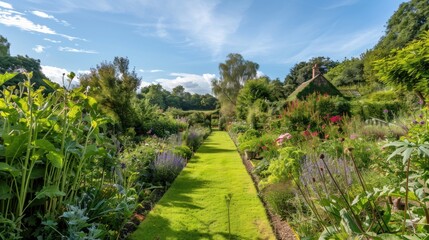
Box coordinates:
[285,27,382,63]
[58,46,97,54]
[154,72,215,94]
[0,1,12,9]
[31,10,70,26]
[33,45,45,53]
[0,9,82,41]
[54,0,250,57]
[323,0,359,10]
[139,69,164,73]
[44,38,61,43]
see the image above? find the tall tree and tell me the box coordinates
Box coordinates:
[211,53,259,116]
[373,30,429,105]
[0,35,10,57]
[79,57,141,129]
[364,0,429,83]
[236,77,273,120]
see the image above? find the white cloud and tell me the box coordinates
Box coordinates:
[41,65,80,86]
[0,1,13,9]
[31,10,70,26]
[139,69,164,73]
[33,45,45,53]
[154,72,215,94]
[44,38,61,43]
[59,46,97,54]
[0,10,80,40]
[256,71,265,78]
[0,12,56,34]
[31,10,55,19]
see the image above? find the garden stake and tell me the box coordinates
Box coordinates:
[225,193,233,239]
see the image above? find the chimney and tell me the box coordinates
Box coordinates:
[312,64,319,78]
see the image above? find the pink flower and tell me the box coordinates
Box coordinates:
[276,133,292,144]
[350,133,358,140]
[329,115,342,123]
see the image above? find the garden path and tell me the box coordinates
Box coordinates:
[131,130,275,240]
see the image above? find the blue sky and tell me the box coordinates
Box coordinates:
[0,0,403,94]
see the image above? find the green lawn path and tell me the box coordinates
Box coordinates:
[131,131,275,240]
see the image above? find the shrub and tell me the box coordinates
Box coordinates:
[184,126,210,152]
[264,188,306,221]
[219,116,227,130]
[238,128,260,144]
[173,145,193,160]
[351,99,405,121]
[150,151,186,185]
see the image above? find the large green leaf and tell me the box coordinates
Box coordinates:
[318,226,343,240]
[33,139,57,152]
[35,185,66,199]
[0,72,18,86]
[5,132,28,158]
[340,209,363,235]
[0,182,12,200]
[46,151,63,168]
[0,162,20,177]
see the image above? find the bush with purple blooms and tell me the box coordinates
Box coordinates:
[151,151,187,185]
[184,126,211,152]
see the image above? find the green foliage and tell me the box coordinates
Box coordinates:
[351,99,405,121]
[373,30,429,104]
[0,35,10,57]
[0,72,118,238]
[236,77,273,119]
[284,94,350,132]
[141,84,218,111]
[184,126,211,152]
[79,57,141,129]
[325,57,364,87]
[211,53,259,117]
[0,55,54,92]
[261,147,303,186]
[173,145,193,160]
[363,0,429,83]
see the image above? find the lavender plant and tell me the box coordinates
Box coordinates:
[151,151,186,184]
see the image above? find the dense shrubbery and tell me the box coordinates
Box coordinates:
[230,77,428,238]
[0,72,211,239]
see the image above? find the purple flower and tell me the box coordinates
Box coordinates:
[413,120,418,124]
[419,100,424,105]
[383,109,389,114]
[350,133,358,140]
[421,120,425,125]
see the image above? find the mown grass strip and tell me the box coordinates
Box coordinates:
[131,130,275,240]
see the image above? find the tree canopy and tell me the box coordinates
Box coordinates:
[211,53,259,116]
[373,30,429,105]
[363,0,429,83]
[140,84,218,111]
[79,57,141,129]
[325,57,364,87]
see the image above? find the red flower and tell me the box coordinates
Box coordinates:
[329,115,342,123]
